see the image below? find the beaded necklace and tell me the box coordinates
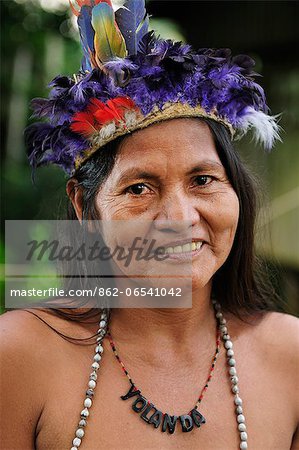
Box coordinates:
[69,300,248,449]
[106,326,221,433]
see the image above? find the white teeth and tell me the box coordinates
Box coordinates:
[182,243,190,252]
[164,241,203,254]
[173,245,182,254]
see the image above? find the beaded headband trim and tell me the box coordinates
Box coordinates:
[24,0,281,176]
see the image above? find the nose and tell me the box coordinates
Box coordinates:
[154,189,200,234]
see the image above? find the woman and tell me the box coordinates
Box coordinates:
[1,1,298,449]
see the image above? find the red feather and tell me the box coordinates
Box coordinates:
[70,110,100,137]
[70,96,140,137]
[109,97,138,110]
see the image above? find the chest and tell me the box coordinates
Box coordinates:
[35,338,294,450]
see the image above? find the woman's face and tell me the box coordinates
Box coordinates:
[94,118,239,292]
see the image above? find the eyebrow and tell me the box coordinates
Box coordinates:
[117,170,162,185]
[186,160,225,175]
[116,160,225,185]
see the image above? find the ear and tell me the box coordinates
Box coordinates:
[66,178,83,223]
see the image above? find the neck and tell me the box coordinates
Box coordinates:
[107,283,217,361]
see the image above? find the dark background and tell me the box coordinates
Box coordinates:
[1,0,299,314]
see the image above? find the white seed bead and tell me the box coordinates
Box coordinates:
[94,353,102,362]
[81,408,90,418]
[84,398,92,408]
[79,419,87,427]
[240,431,248,441]
[95,345,104,354]
[227,349,234,357]
[73,437,81,447]
[234,395,243,406]
[231,375,238,384]
[76,428,85,438]
[238,423,247,432]
[240,442,248,449]
[228,358,236,366]
[99,320,106,328]
[236,405,243,414]
[220,326,228,334]
[88,380,96,389]
[224,340,233,349]
[216,312,223,319]
[232,385,239,394]
[96,336,103,342]
[71,447,78,450]
[237,414,245,423]
[229,367,237,376]
[220,318,227,325]
[223,334,231,341]
[91,362,100,371]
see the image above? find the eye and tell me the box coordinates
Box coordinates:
[193,175,214,186]
[125,183,150,195]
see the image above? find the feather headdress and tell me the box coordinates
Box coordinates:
[25,0,281,176]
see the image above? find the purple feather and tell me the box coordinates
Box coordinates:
[115,0,149,55]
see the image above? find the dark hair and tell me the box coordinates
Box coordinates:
[20,118,284,342]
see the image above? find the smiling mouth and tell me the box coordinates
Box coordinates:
[163,241,203,254]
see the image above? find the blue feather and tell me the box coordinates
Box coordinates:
[78,5,95,71]
[115,0,149,55]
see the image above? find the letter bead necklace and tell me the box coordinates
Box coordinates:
[69,300,248,449]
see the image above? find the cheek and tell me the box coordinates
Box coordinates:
[206,191,240,245]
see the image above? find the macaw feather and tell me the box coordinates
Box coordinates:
[115,0,149,55]
[78,5,95,71]
[70,96,139,137]
[69,0,112,17]
[92,2,127,67]
[70,108,100,137]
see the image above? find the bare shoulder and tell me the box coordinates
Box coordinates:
[232,310,299,368]
[0,308,62,347]
[0,308,98,449]
[250,310,299,353]
[0,309,51,449]
[230,311,299,426]
[0,308,59,385]
[229,309,299,346]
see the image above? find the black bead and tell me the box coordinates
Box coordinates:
[190,408,206,427]
[162,413,178,434]
[140,403,155,423]
[148,409,163,428]
[121,384,141,400]
[180,414,194,432]
[86,389,94,397]
[132,396,147,413]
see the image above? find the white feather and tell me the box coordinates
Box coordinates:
[124,111,138,127]
[237,107,282,150]
[100,122,116,139]
[111,0,126,12]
